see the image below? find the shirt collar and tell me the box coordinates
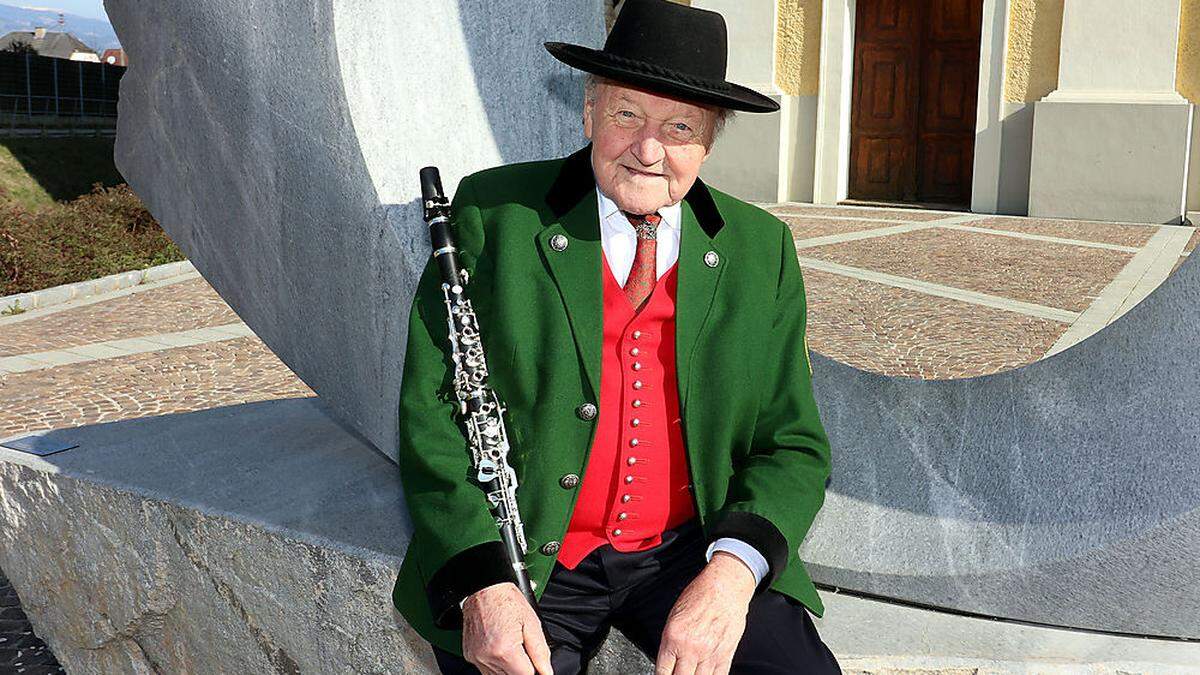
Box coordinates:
[595,181,682,232]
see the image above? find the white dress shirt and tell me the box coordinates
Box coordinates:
[596,184,769,589]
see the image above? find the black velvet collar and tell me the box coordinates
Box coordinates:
[544,142,726,239]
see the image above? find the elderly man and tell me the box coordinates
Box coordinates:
[391,1,839,673]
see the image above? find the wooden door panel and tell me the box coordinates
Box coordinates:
[851,135,912,199]
[849,0,922,201]
[918,137,972,203]
[857,48,916,131]
[857,0,920,41]
[921,47,974,132]
[849,0,982,206]
[929,0,981,39]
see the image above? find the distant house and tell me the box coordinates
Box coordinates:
[101,48,126,66]
[0,27,99,62]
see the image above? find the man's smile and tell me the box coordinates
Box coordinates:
[623,165,664,177]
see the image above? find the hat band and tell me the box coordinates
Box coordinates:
[601,51,733,93]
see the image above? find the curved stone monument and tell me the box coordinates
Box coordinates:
[23,0,1189,667]
[803,247,1200,639]
[105,0,600,463]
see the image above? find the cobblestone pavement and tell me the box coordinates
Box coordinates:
[0,203,1194,668]
[0,569,64,674]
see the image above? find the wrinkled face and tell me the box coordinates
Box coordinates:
[584,80,714,215]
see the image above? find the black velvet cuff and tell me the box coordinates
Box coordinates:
[707,510,788,597]
[425,540,516,630]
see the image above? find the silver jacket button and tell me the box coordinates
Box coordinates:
[704,250,719,267]
[540,540,561,555]
[576,402,598,420]
[559,473,580,489]
[550,234,569,251]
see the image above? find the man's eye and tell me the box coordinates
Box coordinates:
[674,123,692,132]
[617,110,636,118]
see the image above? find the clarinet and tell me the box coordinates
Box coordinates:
[419,166,538,609]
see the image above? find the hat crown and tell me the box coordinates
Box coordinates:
[603,0,727,83]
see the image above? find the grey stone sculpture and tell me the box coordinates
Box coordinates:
[100,0,1199,654]
[106,0,601,463]
[802,246,1200,639]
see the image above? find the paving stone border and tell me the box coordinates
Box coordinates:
[0,260,196,316]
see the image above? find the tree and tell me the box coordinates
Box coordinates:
[2,39,36,54]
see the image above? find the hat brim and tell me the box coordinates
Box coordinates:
[544,42,780,114]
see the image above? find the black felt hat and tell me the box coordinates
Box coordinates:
[544,0,779,114]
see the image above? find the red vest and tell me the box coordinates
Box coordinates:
[557,251,696,569]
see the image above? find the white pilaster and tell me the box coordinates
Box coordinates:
[1029,0,1192,224]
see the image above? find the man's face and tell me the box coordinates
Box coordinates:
[584,80,715,215]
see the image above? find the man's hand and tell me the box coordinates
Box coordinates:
[655,552,757,675]
[461,581,553,675]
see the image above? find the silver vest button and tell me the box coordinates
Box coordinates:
[540,540,561,555]
[550,234,569,251]
[559,473,580,489]
[704,250,719,267]
[576,402,598,420]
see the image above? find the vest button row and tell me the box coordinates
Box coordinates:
[559,473,580,489]
[576,402,597,420]
[540,540,561,555]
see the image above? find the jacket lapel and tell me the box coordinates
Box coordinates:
[540,143,727,410]
[675,198,726,412]
[540,145,604,403]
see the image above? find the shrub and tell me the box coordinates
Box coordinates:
[0,182,185,296]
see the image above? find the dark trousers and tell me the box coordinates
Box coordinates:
[432,517,841,674]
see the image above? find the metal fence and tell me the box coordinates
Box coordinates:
[0,51,124,119]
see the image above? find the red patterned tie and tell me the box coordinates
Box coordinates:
[622,211,662,312]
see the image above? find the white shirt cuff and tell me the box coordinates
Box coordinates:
[705,537,768,587]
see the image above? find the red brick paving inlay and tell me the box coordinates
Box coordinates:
[772,205,952,222]
[781,216,918,242]
[1185,229,1200,254]
[966,216,1155,248]
[0,277,240,358]
[800,228,1132,313]
[802,268,1068,380]
[0,336,313,437]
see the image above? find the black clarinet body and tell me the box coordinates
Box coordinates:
[418,166,538,609]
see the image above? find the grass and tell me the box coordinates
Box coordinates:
[0,137,125,208]
[0,136,186,297]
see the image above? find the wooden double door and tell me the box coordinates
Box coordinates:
[848,0,983,206]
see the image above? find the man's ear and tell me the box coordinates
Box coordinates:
[583,100,594,141]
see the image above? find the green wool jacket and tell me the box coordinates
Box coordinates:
[391,143,832,658]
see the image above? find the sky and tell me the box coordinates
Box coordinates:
[11,1,107,21]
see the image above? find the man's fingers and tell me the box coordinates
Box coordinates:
[670,656,698,675]
[655,646,677,675]
[523,619,555,675]
[486,645,537,675]
[696,656,732,675]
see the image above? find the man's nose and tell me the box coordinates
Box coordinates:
[630,125,665,167]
